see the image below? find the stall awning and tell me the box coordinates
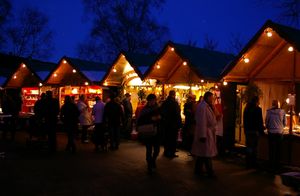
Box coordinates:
[102,52,156,86]
[222,20,300,83]
[144,41,235,84]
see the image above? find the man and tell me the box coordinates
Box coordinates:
[161,90,182,158]
[243,96,264,168]
[92,96,105,151]
[122,93,133,139]
[265,100,286,172]
[192,92,218,177]
[183,94,197,151]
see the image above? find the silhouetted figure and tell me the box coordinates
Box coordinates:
[77,94,93,143]
[103,96,124,150]
[61,95,80,153]
[44,91,59,153]
[243,96,264,168]
[92,96,105,151]
[122,93,133,139]
[192,92,218,178]
[183,94,197,151]
[33,93,46,137]
[161,90,182,158]
[137,94,161,174]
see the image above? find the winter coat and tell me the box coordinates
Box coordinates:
[191,101,217,157]
[265,107,286,134]
[77,101,92,126]
[243,103,264,135]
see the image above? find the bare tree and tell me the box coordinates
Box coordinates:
[203,34,218,51]
[79,0,169,62]
[227,33,246,55]
[0,0,11,48]
[5,7,54,59]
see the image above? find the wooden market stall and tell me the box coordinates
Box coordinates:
[101,52,157,113]
[44,56,108,107]
[222,20,300,166]
[144,41,234,110]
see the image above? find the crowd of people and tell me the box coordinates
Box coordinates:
[0,89,287,176]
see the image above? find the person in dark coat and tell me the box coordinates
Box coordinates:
[43,91,60,153]
[61,95,80,153]
[103,95,124,150]
[243,96,265,168]
[137,94,161,174]
[183,94,197,151]
[33,93,46,137]
[122,93,133,139]
[160,90,182,158]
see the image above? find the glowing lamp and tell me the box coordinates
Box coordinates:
[266,31,272,37]
[223,81,228,86]
[72,69,76,73]
[54,73,57,77]
[288,46,294,52]
[13,75,17,79]
[63,60,67,64]
[201,79,204,83]
[113,68,117,73]
[243,57,250,63]
[39,83,43,87]
[85,82,89,86]
[156,64,160,69]
[171,47,175,51]
[22,63,26,68]
[183,61,187,66]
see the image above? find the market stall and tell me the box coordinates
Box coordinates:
[44,56,107,107]
[101,52,156,112]
[144,41,234,111]
[222,20,300,166]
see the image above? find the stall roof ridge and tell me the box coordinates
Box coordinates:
[169,41,235,80]
[221,20,300,79]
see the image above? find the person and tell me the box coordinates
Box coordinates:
[135,99,146,120]
[265,100,286,172]
[77,94,93,143]
[137,94,161,174]
[183,94,197,151]
[92,96,105,151]
[243,96,265,168]
[161,90,182,158]
[44,91,60,153]
[32,93,46,139]
[122,93,133,139]
[61,95,80,153]
[103,95,124,150]
[214,97,224,157]
[191,92,218,178]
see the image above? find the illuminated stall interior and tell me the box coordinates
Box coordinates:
[144,41,234,109]
[102,52,156,112]
[222,20,300,144]
[45,56,107,107]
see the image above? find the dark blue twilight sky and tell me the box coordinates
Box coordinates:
[13,0,278,62]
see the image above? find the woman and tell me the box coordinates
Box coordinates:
[77,94,93,143]
[191,92,218,177]
[137,94,161,174]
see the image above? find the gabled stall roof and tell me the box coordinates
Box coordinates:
[45,56,108,86]
[222,20,300,83]
[144,41,235,84]
[102,52,157,86]
[0,53,25,87]
[5,58,56,88]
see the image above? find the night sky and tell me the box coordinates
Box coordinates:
[13,0,278,62]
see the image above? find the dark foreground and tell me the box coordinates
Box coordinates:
[0,131,298,196]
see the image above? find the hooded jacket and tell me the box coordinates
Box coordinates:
[265,108,286,134]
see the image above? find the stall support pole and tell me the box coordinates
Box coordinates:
[162,83,165,100]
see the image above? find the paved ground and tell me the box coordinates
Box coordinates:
[0,131,299,196]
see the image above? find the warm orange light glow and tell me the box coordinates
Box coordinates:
[63,60,67,64]
[183,61,187,65]
[215,85,218,89]
[288,46,294,52]
[22,63,26,68]
[85,82,89,85]
[201,79,204,83]
[243,57,250,63]
[223,81,228,86]
[72,69,76,73]
[54,73,57,77]
[113,68,117,73]
[156,64,160,69]
[13,75,17,79]
[39,83,43,87]
[171,47,175,51]
[104,82,108,86]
